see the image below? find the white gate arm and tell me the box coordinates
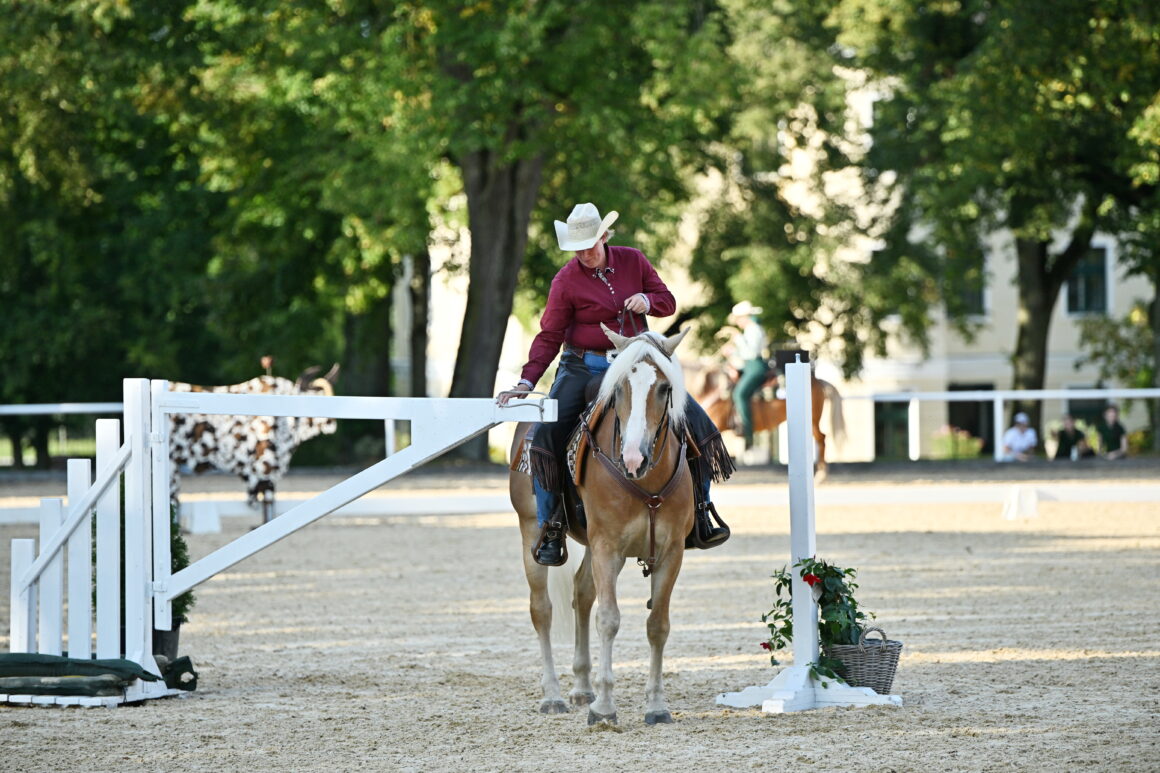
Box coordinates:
[154,395,554,623]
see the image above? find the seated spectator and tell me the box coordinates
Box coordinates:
[1097,405,1129,460]
[1000,412,1037,462]
[1053,414,1094,461]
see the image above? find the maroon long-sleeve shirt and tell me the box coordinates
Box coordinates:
[519,245,676,386]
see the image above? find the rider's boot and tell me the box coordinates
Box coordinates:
[686,472,730,549]
[532,479,567,566]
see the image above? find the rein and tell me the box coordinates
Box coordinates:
[581,391,686,578]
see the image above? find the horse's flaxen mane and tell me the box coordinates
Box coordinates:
[594,333,688,427]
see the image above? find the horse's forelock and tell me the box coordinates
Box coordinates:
[595,338,687,427]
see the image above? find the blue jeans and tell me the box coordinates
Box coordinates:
[534,353,611,527]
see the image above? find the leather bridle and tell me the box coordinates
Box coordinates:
[580,366,686,578]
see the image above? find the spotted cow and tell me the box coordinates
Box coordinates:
[169,365,339,522]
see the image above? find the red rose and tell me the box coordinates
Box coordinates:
[803,573,821,587]
[760,641,772,651]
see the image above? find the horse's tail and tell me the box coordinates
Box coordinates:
[547,544,576,647]
[822,380,846,443]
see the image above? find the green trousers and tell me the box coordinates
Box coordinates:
[734,358,767,449]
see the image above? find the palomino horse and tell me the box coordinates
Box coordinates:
[508,326,694,726]
[694,365,844,476]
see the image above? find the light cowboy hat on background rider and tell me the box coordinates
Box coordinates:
[729,300,763,319]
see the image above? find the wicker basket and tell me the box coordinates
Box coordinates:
[822,626,902,694]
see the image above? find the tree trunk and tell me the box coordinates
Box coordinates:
[32,419,51,469]
[1009,207,1097,435]
[409,247,431,399]
[449,149,544,460]
[342,293,394,397]
[340,293,394,463]
[3,422,25,469]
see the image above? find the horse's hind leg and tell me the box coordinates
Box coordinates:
[643,546,684,725]
[813,426,828,482]
[570,549,596,707]
[588,547,625,725]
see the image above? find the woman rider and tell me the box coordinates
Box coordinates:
[498,203,732,566]
[726,300,768,456]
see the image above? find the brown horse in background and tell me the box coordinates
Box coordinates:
[508,327,695,726]
[693,365,844,476]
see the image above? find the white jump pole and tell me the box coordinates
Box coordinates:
[717,356,901,712]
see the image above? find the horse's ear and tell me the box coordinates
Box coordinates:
[601,323,632,352]
[659,327,690,358]
[295,366,321,390]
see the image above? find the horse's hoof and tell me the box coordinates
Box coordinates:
[644,710,673,725]
[570,691,596,707]
[587,710,617,726]
[539,699,570,715]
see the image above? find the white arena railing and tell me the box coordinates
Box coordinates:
[844,387,1160,462]
[2,386,1158,466]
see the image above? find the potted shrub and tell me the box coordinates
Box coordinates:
[761,557,902,694]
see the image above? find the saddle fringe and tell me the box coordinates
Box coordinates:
[691,428,735,483]
[530,446,563,493]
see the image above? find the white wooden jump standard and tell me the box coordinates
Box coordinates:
[717,357,901,712]
[6,378,555,706]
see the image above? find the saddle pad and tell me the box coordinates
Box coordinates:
[510,426,534,475]
[569,400,609,485]
[511,399,611,484]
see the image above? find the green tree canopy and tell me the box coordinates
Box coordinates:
[694,0,1160,411]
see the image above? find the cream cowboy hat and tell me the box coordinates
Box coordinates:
[730,300,763,317]
[554,202,619,251]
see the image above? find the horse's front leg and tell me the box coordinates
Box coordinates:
[518,504,569,714]
[588,547,625,725]
[644,543,684,725]
[570,548,596,707]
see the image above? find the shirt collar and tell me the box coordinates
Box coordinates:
[573,246,616,278]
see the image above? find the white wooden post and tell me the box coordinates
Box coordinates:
[992,396,1006,462]
[717,356,901,712]
[384,420,396,456]
[908,396,921,461]
[9,539,36,653]
[37,498,65,656]
[786,358,819,669]
[122,379,157,673]
[67,459,94,659]
[150,380,173,631]
[95,419,122,659]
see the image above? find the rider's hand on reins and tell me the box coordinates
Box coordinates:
[623,293,649,314]
[497,383,531,406]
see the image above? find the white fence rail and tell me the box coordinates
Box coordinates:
[3,386,1157,471]
[845,387,1160,462]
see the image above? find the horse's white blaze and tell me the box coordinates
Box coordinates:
[620,364,656,475]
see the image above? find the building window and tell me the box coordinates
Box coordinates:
[874,402,909,460]
[948,383,994,453]
[1066,246,1107,314]
[958,280,986,316]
